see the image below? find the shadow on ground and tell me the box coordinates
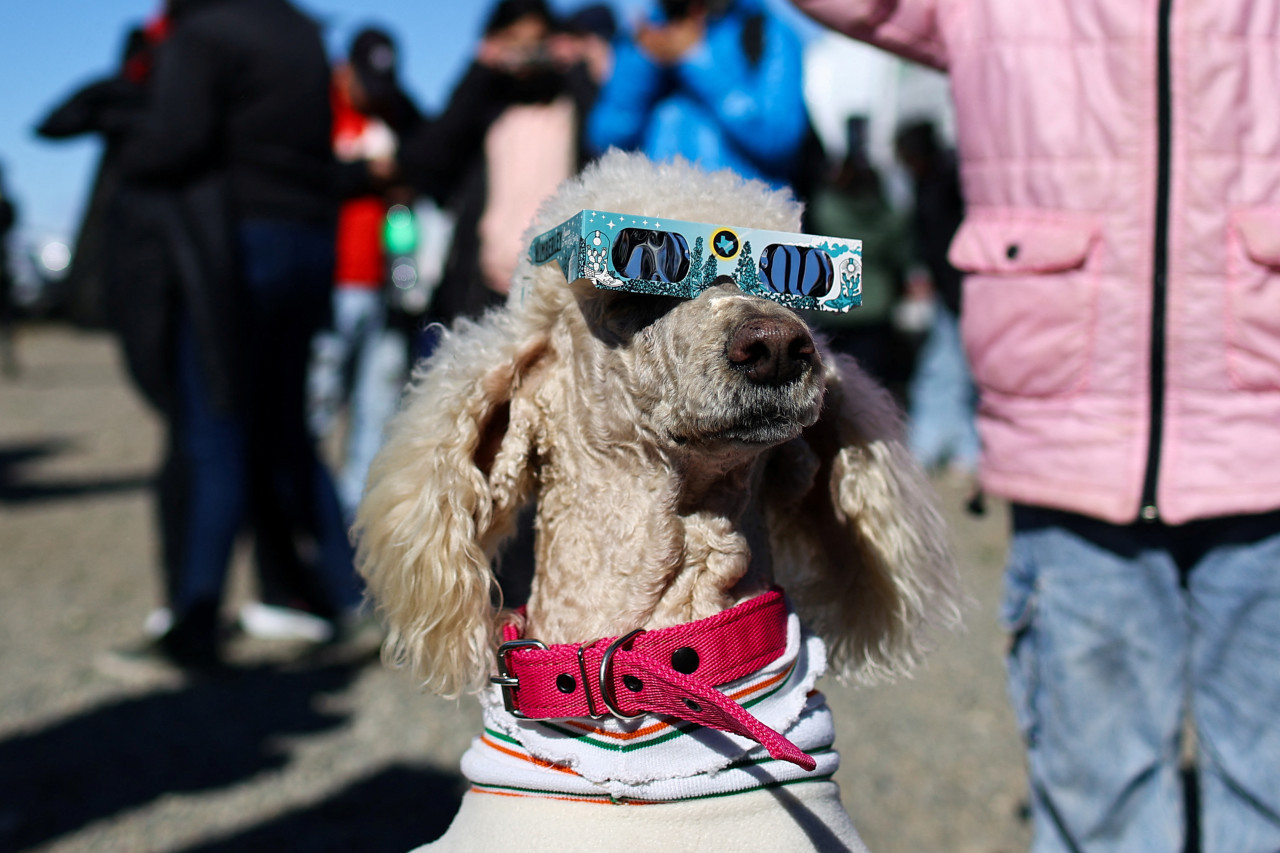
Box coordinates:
[0,660,463,852]
[174,764,463,853]
[0,439,150,504]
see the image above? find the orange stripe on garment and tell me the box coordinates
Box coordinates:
[470,787,614,805]
[562,717,673,739]
[728,666,791,701]
[560,664,795,742]
[470,786,663,806]
[480,734,578,775]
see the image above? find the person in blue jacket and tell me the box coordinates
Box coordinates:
[587,0,809,190]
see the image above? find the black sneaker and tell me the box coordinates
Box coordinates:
[98,603,225,682]
[158,601,223,669]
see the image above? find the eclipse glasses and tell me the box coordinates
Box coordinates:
[529,210,862,313]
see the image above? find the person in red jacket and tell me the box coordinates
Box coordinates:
[308,26,419,524]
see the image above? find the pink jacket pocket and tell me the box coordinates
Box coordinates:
[949,212,1097,275]
[1227,208,1280,390]
[1233,208,1280,268]
[951,211,1100,398]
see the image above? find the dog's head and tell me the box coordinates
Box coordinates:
[355,151,962,696]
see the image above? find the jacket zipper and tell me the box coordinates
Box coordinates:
[1140,0,1174,523]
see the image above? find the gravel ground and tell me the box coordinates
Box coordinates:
[0,323,1031,853]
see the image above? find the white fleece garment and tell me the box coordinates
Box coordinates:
[411,616,871,851]
[464,613,838,801]
[414,782,871,853]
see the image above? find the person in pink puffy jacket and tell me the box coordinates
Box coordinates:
[792,1,1280,851]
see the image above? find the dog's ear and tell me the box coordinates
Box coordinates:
[764,352,964,683]
[354,313,550,697]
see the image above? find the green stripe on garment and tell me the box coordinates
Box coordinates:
[482,725,837,774]
[722,744,838,770]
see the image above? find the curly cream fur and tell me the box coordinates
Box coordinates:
[354,151,962,698]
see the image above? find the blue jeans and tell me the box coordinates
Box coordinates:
[907,304,979,471]
[1004,505,1280,852]
[169,319,246,610]
[308,287,408,521]
[170,220,363,619]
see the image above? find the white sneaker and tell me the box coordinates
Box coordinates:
[237,601,335,643]
[143,607,174,638]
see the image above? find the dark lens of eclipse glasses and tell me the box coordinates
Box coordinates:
[758,244,835,298]
[612,228,691,283]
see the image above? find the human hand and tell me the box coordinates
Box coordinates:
[636,12,707,65]
[546,33,583,68]
[477,35,558,75]
[384,184,416,206]
[904,266,936,300]
[368,154,399,184]
[477,36,518,71]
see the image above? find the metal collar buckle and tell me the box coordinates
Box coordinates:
[599,629,646,721]
[490,629,648,722]
[492,638,547,719]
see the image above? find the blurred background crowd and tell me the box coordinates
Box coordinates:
[3,0,977,668]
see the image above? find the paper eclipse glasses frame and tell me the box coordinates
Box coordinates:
[528,210,863,313]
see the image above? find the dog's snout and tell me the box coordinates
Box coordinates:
[727,315,815,385]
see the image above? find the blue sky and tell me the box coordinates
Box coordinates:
[1,0,820,242]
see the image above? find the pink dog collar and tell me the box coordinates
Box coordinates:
[490,589,816,771]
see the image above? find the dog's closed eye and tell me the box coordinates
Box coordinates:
[586,290,685,345]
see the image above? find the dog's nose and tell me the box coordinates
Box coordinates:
[727,314,815,385]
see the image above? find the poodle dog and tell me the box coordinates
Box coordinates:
[355,151,962,852]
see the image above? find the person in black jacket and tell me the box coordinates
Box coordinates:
[396,0,600,334]
[37,20,166,399]
[38,10,343,650]
[391,0,607,605]
[113,0,364,668]
[0,163,16,377]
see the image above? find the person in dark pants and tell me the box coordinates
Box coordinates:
[36,10,338,641]
[114,0,364,669]
[893,120,978,477]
